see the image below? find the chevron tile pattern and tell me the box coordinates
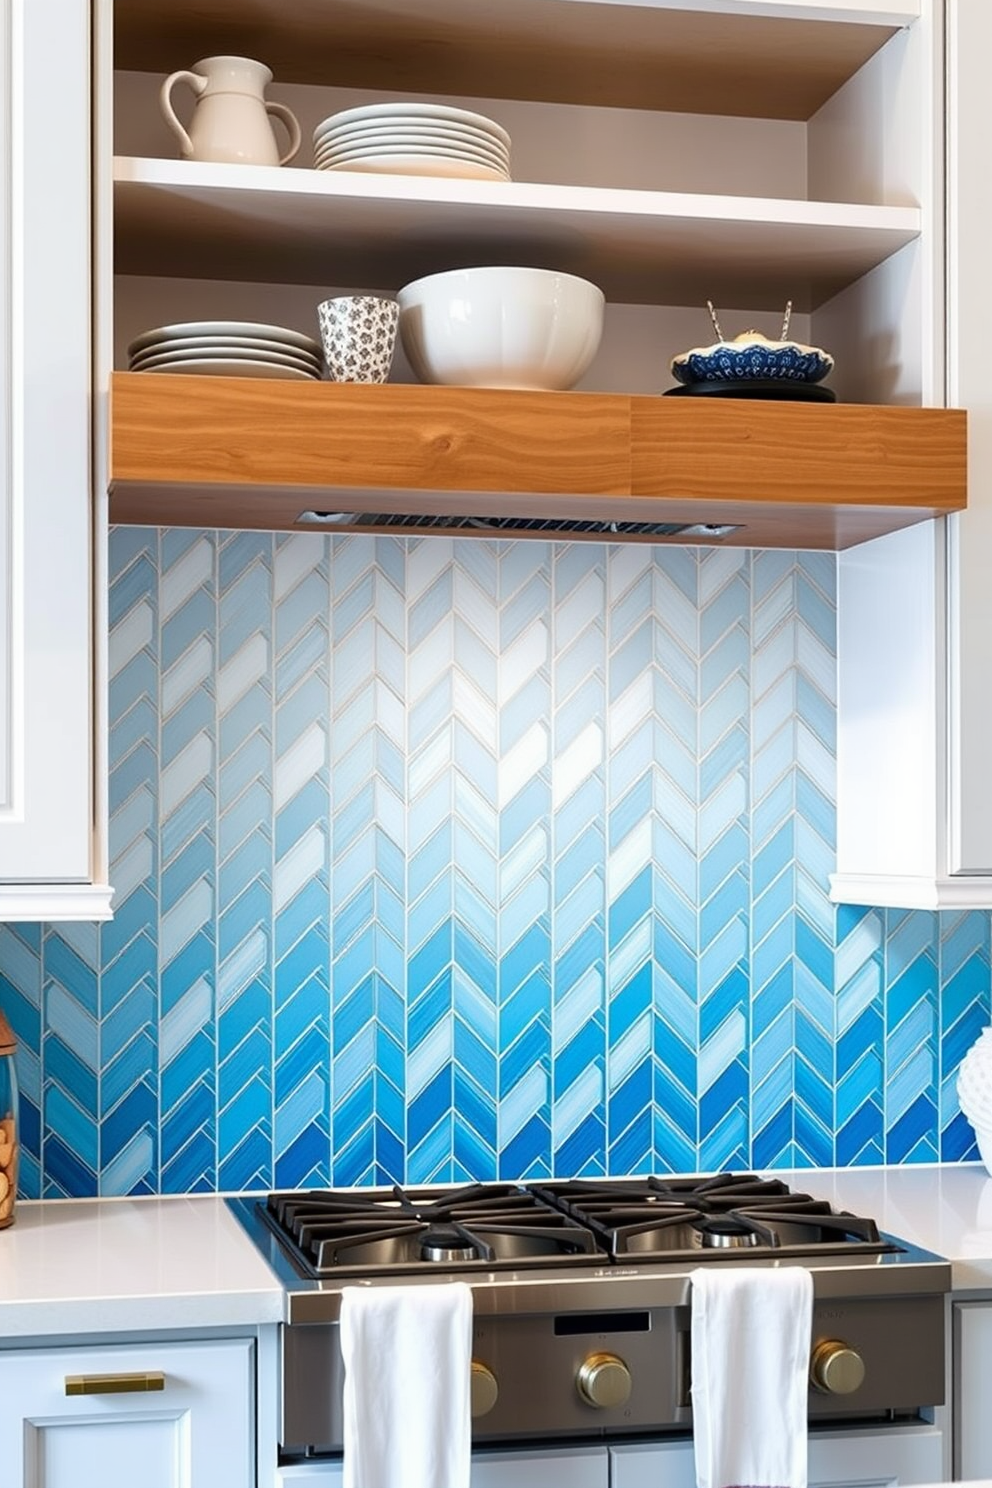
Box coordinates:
[103,526,159,1194]
[407,539,499,1184]
[552,544,606,1177]
[498,543,552,1180]
[217,533,273,1191]
[273,534,331,1190]
[332,537,407,1185]
[159,529,218,1192]
[751,552,836,1171]
[5,532,992,1198]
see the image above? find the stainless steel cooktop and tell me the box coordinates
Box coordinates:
[229,1171,951,1324]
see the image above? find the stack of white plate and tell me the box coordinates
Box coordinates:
[312,102,511,181]
[127,321,324,381]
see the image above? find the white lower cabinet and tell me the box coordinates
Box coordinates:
[274,1428,943,1488]
[0,1337,254,1487]
[954,1300,992,1479]
[610,1424,945,1488]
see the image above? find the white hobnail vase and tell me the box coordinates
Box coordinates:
[957,1027,992,1175]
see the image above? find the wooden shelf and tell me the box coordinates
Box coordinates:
[108,373,966,551]
[114,158,920,312]
[113,0,911,119]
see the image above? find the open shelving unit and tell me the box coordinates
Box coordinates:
[105,0,944,558]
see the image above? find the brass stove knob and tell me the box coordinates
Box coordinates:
[471,1361,499,1417]
[577,1352,632,1409]
[810,1339,866,1395]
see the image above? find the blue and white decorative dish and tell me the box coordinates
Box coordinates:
[671,331,834,386]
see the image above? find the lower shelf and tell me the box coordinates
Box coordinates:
[108,374,967,550]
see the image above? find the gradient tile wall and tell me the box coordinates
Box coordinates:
[0,530,987,1197]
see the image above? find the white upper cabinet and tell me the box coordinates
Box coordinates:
[0,0,111,920]
[832,0,992,908]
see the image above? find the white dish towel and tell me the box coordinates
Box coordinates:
[340,1280,473,1488]
[690,1265,813,1488]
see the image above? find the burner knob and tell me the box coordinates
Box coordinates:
[810,1340,866,1395]
[470,1361,499,1417]
[577,1352,632,1409]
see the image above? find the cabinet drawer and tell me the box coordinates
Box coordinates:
[0,1337,254,1488]
[276,1446,609,1488]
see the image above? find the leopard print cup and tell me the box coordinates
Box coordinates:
[317,296,399,383]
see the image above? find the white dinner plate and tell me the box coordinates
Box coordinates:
[314,132,508,165]
[134,358,319,381]
[129,335,322,369]
[314,126,508,158]
[128,320,322,358]
[131,353,320,376]
[315,153,510,181]
[131,344,321,373]
[314,140,509,171]
[314,117,510,156]
[313,101,511,148]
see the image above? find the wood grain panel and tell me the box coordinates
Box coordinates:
[108,373,967,551]
[110,375,630,496]
[630,399,967,510]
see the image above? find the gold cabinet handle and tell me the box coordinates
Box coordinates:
[65,1371,166,1396]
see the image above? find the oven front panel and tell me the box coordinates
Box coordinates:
[279,1293,945,1457]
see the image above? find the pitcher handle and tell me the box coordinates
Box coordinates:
[160,70,207,158]
[265,101,302,165]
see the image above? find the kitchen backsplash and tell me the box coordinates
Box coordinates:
[1,530,987,1198]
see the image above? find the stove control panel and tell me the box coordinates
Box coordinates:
[810,1340,866,1396]
[577,1352,632,1409]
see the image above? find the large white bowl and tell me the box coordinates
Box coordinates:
[396,267,605,390]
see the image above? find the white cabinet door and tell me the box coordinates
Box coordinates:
[955,1301,992,1479]
[0,1338,254,1487]
[944,0,992,879]
[611,1424,944,1488]
[832,0,992,909]
[0,0,110,918]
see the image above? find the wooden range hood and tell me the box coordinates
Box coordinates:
[108,373,967,550]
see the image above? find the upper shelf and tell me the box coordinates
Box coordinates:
[112,0,915,118]
[107,373,965,551]
[114,158,920,310]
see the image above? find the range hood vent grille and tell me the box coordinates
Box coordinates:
[297,511,742,540]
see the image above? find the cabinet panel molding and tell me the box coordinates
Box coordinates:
[0,0,109,910]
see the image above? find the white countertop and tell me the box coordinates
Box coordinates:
[4,1165,992,1342]
[775,1163,992,1291]
[0,1194,284,1338]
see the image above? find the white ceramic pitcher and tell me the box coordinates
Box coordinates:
[160,55,301,166]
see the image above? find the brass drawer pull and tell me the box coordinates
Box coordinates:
[65,1371,166,1396]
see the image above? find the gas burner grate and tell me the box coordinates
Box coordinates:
[262,1181,608,1276]
[531,1173,890,1259]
